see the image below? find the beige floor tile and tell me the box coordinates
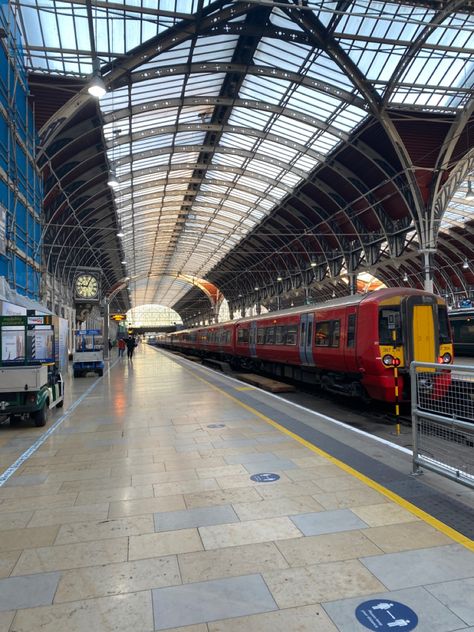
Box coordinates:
[45,467,112,482]
[110,462,166,477]
[129,528,203,560]
[254,481,322,500]
[10,590,154,632]
[153,479,219,497]
[11,536,129,575]
[0,510,33,530]
[291,456,334,468]
[275,530,383,566]
[0,550,20,579]
[351,503,421,527]
[184,487,262,509]
[312,475,368,493]
[0,484,62,500]
[263,559,385,608]
[0,526,59,553]
[285,465,344,482]
[312,488,390,510]
[153,626,207,632]
[199,517,302,550]
[196,464,248,479]
[0,492,78,514]
[363,521,453,552]
[132,470,198,486]
[54,556,180,602]
[27,503,109,528]
[233,496,324,521]
[179,541,288,583]
[0,610,15,632]
[108,495,186,519]
[208,604,338,632]
[59,476,132,493]
[163,457,226,471]
[75,485,153,505]
[55,514,154,545]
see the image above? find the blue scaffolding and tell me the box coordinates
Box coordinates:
[0,1,42,300]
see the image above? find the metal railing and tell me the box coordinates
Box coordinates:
[410,361,474,489]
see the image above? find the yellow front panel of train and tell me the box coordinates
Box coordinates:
[412,305,435,363]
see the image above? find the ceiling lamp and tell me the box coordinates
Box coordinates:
[463,259,469,269]
[121,260,127,265]
[403,273,408,282]
[465,180,474,200]
[107,171,119,188]
[277,276,283,281]
[310,261,317,267]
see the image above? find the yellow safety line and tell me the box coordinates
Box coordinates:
[234,386,256,391]
[183,362,474,551]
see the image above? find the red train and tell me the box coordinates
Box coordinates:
[157,288,453,403]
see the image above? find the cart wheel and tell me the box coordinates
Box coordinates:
[9,414,21,425]
[32,403,48,427]
[97,369,103,377]
[56,399,64,408]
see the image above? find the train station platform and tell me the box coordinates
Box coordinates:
[0,344,473,632]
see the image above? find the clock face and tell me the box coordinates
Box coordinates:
[75,274,99,299]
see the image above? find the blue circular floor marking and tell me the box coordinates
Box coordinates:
[250,472,280,483]
[355,600,418,631]
[207,423,226,428]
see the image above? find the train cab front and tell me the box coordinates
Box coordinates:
[362,293,453,403]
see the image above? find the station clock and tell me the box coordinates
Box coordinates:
[74,273,100,301]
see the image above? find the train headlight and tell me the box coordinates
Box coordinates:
[382,354,394,366]
[439,352,452,364]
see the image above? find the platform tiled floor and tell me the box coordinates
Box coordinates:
[0,344,473,631]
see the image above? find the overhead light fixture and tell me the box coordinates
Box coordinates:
[466,180,474,200]
[88,57,106,99]
[107,171,119,188]
[463,259,469,269]
[277,276,283,281]
[254,286,259,291]
[403,273,408,282]
[117,231,124,238]
[310,261,317,267]
[121,260,127,265]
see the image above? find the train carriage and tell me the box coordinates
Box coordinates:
[160,288,452,403]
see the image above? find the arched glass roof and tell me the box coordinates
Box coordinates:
[12,0,474,310]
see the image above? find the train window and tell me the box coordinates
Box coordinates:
[332,321,340,347]
[257,328,265,344]
[437,307,451,344]
[275,326,285,345]
[237,328,249,343]
[286,325,297,345]
[225,331,231,344]
[347,314,356,348]
[379,307,402,345]
[315,321,331,346]
[265,327,275,344]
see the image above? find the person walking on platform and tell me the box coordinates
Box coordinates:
[125,336,136,360]
[117,337,126,358]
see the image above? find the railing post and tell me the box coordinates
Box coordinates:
[410,361,422,476]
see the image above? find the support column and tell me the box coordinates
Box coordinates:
[348,273,357,295]
[103,298,110,361]
[421,249,434,294]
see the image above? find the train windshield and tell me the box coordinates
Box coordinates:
[379,307,402,345]
[437,306,451,344]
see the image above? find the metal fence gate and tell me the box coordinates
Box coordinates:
[410,361,474,488]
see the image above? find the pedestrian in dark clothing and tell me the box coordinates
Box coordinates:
[125,336,136,360]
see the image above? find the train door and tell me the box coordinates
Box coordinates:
[299,313,315,365]
[343,309,358,371]
[402,295,439,364]
[249,321,257,358]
